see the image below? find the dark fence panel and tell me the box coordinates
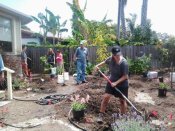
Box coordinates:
[27,45,171,74]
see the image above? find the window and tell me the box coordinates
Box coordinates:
[0,16,12,52]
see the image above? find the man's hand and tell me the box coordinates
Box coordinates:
[95,66,99,72]
[92,66,99,75]
[111,81,118,88]
[111,82,116,87]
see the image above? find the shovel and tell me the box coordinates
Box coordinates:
[97,69,142,115]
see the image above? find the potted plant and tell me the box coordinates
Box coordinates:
[70,94,89,121]
[158,82,169,97]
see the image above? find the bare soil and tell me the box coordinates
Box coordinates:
[1,73,175,131]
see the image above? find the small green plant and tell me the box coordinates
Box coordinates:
[56,66,64,75]
[70,94,89,111]
[86,62,94,75]
[159,82,170,89]
[40,56,52,74]
[12,78,28,90]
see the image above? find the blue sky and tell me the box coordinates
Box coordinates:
[0,0,175,37]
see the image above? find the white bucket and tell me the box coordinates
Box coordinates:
[147,71,158,79]
[57,75,64,83]
[63,72,69,81]
[51,67,57,75]
[170,72,175,82]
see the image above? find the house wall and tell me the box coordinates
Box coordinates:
[0,12,22,75]
[2,55,21,76]
[0,11,22,55]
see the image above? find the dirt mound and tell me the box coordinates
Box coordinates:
[55,75,175,130]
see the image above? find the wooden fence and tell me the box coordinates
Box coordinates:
[27,45,171,74]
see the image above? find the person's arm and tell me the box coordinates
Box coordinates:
[25,53,28,65]
[56,53,63,63]
[56,54,61,60]
[53,53,55,65]
[0,55,5,72]
[73,48,78,61]
[111,74,128,87]
[86,48,89,62]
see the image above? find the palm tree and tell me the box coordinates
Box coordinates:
[121,0,127,38]
[45,9,68,44]
[117,0,127,39]
[126,13,137,36]
[141,0,148,28]
[117,0,122,39]
[31,12,49,44]
[32,9,68,44]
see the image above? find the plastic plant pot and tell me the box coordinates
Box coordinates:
[72,109,85,121]
[158,88,167,97]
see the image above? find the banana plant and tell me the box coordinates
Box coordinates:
[31,12,49,44]
[45,9,68,44]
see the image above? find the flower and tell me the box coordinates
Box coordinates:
[70,94,89,111]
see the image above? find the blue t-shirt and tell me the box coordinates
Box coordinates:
[21,51,27,63]
[105,56,129,87]
[75,47,88,63]
[0,55,5,72]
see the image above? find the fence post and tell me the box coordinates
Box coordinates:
[4,67,15,100]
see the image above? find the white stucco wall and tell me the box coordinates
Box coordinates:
[0,12,22,55]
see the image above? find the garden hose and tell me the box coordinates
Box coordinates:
[13,97,37,101]
[0,121,41,129]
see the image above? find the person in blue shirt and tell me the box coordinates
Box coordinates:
[74,40,88,85]
[0,54,5,82]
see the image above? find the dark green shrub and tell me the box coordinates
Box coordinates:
[127,54,152,74]
[86,62,94,75]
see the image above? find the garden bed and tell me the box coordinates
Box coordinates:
[54,74,175,131]
[2,73,175,130]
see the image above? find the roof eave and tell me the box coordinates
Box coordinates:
[0,3,33,25]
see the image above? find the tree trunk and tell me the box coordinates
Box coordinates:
[53,35,55,45]
[121,0,127,38]
[117,0,122,39]
[141,0,148,28]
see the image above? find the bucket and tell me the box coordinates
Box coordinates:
[57,75,64,83]
[147,71,158,79]
[63,72,69,81]
[170,72,175,82]
[51,67,57,75]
